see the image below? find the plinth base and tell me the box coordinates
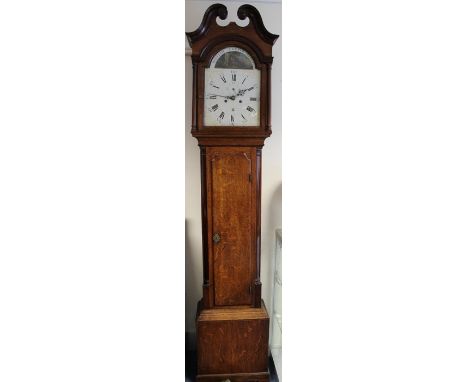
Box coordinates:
[196,300,270,381]
[196,371,269,382]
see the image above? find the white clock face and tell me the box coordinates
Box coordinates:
[204,47,260,127]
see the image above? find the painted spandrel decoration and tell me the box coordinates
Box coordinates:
[186,3,278,381]
[213,47,254,69]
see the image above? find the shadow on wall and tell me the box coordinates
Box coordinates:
[185,219,197,350]
[269,182,282,227]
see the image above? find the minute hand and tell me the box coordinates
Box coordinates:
[206,94,236,100]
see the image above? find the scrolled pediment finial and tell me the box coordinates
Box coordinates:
[237,4,279,45]
[186,3,228,47]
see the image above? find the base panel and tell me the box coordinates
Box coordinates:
[196,371,269,382]
[196,300,269,379]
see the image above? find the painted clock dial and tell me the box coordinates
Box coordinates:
[204,47,260,127]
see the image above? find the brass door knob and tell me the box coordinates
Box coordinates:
[212,233,221,244]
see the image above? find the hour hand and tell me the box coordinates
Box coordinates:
[206,94,236,100]
[237,86,255,96]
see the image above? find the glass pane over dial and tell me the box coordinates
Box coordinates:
[204,47,260,127]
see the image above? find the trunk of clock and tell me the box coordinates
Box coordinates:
[201,146,262,309]
[211,147,253,306]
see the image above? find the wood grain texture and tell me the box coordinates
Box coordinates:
[198,145,263,310]
[203,147,258,308]
[198,301,269,322]
[186,349,278,382]
[196,372,269,382]
[197,300,269,377]
[211,149,253,306]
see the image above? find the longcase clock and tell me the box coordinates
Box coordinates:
[186,4,278,381]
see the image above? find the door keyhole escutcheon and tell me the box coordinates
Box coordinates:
[213,233,221,244]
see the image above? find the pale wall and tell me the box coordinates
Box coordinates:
[185,0,282,336]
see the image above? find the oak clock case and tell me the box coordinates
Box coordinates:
[187,4,278,382]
